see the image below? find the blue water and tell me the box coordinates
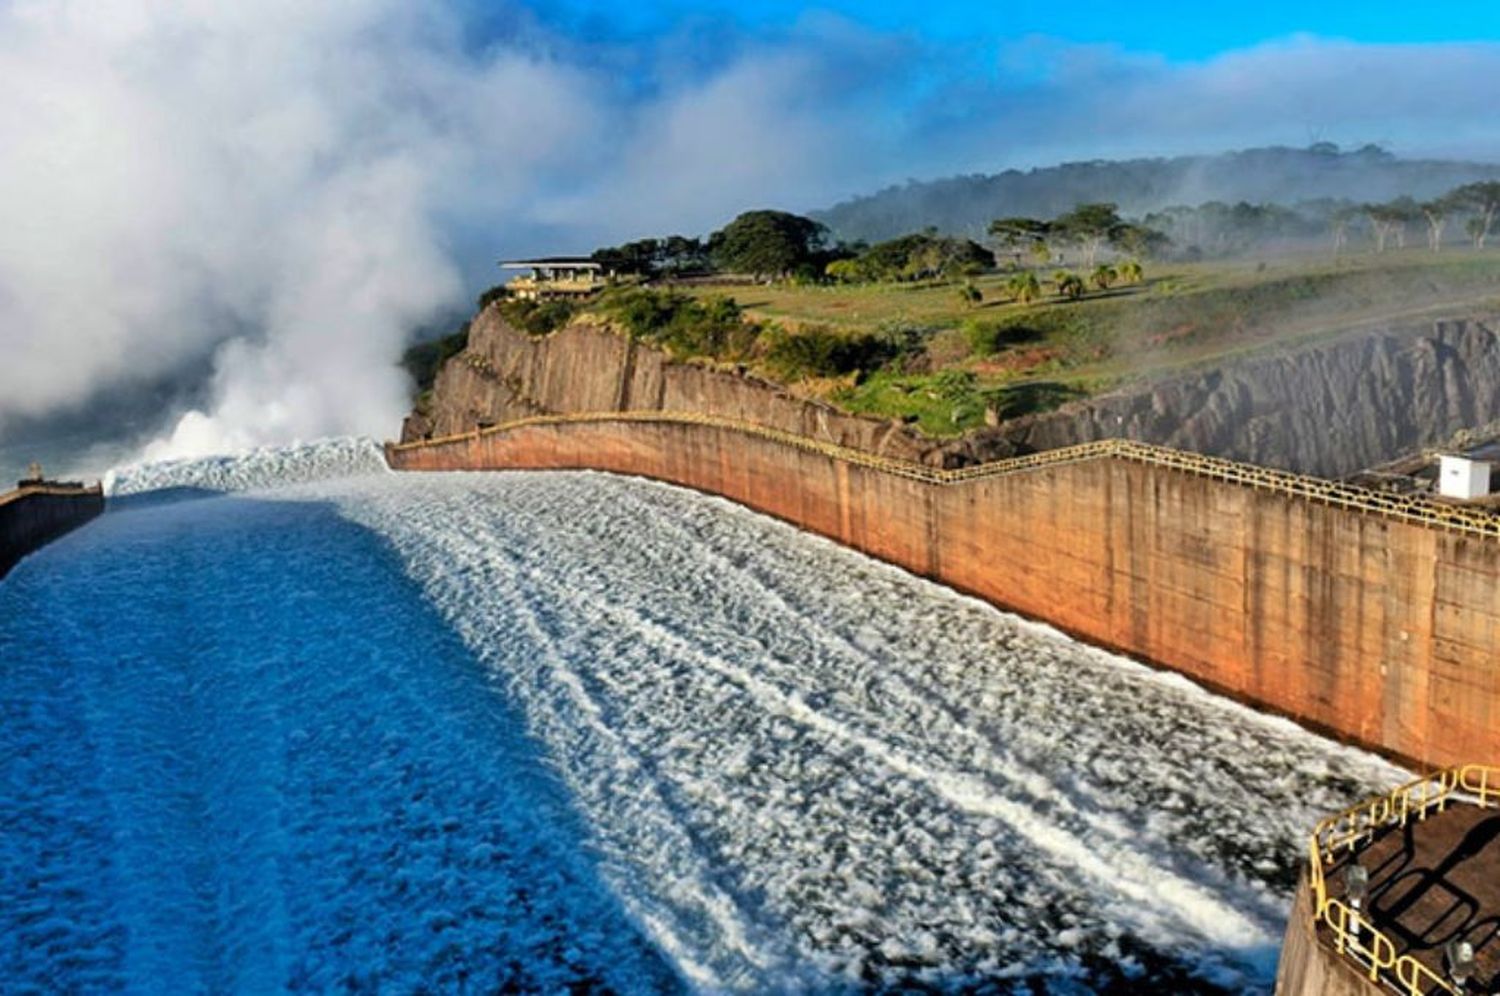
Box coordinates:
[2,444,1413,993]
[0,491,678,992]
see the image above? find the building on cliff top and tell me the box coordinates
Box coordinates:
[501,257,606,301]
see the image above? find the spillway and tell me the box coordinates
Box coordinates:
[2,440,1407,993]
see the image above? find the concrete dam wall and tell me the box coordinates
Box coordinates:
[387,414,1500,771]
[0,485,105,579]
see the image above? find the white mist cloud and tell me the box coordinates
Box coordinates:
[0,0,601,462]
[1,3,1498,469]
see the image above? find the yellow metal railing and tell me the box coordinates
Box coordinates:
[387,410,1500,540]
[1306,764,1500,995]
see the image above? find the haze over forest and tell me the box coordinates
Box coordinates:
[2,0,1500,482]
[815,145,1500,244]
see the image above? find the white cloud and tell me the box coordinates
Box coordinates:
[0,0,600,461]
[0,5,1498,468]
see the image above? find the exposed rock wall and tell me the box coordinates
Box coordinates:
[406,306,1500,478]
[403,304,948,464]
[388,417,1500,771]
[947,317,1500,477]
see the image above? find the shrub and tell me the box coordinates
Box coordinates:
[597,288,758,360]
[477,284,508,311]
[762,326,901,381]
[983,381,1086,419]
[401,321,470,393]
[498,297,579,337]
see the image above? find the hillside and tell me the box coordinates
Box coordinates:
[407,248,1500,478]
[815,145,1500,243]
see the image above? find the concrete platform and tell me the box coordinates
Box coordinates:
[1325,802,1500,992]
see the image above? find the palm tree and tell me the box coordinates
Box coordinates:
[1091,265,1117,291]
[1006,271,1042,304]
[1055,272,1085,300]
[1117,260,1144,284]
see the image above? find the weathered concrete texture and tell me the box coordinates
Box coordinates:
[1275,874,1381,996]
[402,306,993,466]
[389,420,1500,770]
[0,487,105,579]
[960,317,1500,478]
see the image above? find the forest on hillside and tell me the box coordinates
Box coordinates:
[814,145,1500,244]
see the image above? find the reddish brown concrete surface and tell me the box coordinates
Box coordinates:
[386,419,1500,770]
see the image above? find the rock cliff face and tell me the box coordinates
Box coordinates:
[954,316,1500,478]
[407,305,1500,479]
[403,304,954,464]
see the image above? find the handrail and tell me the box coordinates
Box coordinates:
[386,410,1500,540]
[0,483,103,509]
[1306,764,1500,995]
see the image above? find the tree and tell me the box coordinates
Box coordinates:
[1112,223,1171,260]
[1420,199,1451,253]
[1091,265,1118,291]
[1450,182,1500,249]
[987,217,1052,264]
[1006,271,1042,304]
[1052,203,1126,267]
[1363,204,1399,254]
[1329,206,1357,256]
[825,259,862,283]
[849,233,994,282]
[1363,198,1419,253]
[1054,271,1085,300]
[956,281,983,307]
[593,235,709,277]
[708,210,828,280]
[1117,260,1144,284]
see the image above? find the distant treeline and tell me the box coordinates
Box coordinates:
[812,144,1500,244]
[588,178,1500,290]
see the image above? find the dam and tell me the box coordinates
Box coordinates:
[0,471,105,579]
[386,411,1500,772]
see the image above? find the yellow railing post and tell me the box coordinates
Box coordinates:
[1307,765,1497,995]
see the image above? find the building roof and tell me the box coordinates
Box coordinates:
[499,257,602,269]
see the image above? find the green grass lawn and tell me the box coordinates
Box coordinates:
[667,248,1500,431]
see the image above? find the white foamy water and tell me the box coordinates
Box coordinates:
[18,439,1407,993]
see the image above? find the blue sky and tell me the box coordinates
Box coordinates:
[4,0,1500,454]
[498,1,1500,59]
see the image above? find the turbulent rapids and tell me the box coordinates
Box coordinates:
[2,440,1407,993]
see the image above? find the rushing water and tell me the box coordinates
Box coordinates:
[3,440,1406,993]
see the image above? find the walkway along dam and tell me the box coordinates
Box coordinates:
[385,411,1500,771]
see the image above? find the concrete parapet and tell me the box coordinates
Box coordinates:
[0,484,105,579]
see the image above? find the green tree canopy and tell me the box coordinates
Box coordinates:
[592,235,710,277]
[1053,203,1126,266]
[1449,182,1500,248]
[1362,197,1419,252]
[987,217,1053,260]
[707,210,828,279]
